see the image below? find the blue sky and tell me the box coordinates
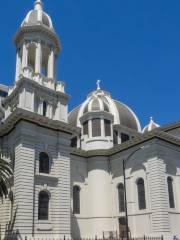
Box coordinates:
[0,0,179,128]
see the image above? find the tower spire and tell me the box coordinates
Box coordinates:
[34,0,43,11]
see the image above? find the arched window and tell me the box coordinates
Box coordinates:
[38,191,49,220]
[39,152,50,174]
[92,118,101,137]
[73,186,80,214]
[118,183,125,212]
[104,119,111,137]
[43,101,47,117]
[137,178,146,210]
[167,177,175,208]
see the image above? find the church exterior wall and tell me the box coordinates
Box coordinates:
[0,120,72,239]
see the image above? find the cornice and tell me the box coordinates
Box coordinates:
[72,129,180,158]
[14,25,61,52]
[3,77,70,107]
[0,108,80,137]
[159,121,180,132]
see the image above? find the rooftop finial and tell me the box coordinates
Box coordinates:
[96,79,101,90]
[34,0,43,11]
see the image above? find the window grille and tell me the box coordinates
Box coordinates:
[38,191,49,220]
[137,178,146,210]
[73,186,80,214]
[118,183,125,212]
[39,152,50,174]
[104,119,111,137]
[167,177,175,208]
[92,118,101,137]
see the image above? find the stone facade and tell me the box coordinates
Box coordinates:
[0,1,180,239]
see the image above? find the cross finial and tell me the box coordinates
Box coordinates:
[96,79,101,90]
[34,0,43,11]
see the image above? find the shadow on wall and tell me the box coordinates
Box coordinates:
[4,206,22,240]
[71,210,81,239]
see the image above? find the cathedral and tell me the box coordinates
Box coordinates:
[0,1,180,239]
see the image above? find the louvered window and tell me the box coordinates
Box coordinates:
[105,120,111,136]
[167,177,175,208]
[83,121,88,135]
[121,133,130,143]
[137,178,146,210]
[118,183,125,212]
[92,118,101,137]
[73,186,80,214]
[38,191,49,220]
[39,152,50,174]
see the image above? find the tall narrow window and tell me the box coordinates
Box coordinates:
[83,121,88,135]
[104,120,111,137]
[73,186,80,214]
[167,177,175,208]
[43,101,47,116]
[71,137,77,148]
[39,152,50,174]
[118,183,125,212]
[38,191,49,220]
[137,178,146,210]
[92,118,101,137]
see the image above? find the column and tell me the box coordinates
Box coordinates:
[101,119,105,137]
[148,156,170,234]
[15,50,21,82]
[22,42,28,69]
[35,40,42,74]
[48,48,55,78]
[89,119,92,138]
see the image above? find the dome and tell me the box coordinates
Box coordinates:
[21,0,54,30]
[69,87,141,132]
[143,117,160,133]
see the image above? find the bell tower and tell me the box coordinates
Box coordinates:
[3,0,68,122]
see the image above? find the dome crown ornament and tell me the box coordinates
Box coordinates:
[96,79,101,91]
[34,0,43,11]
[143,117,160,133]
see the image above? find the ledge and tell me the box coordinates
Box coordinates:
[36,221,53,231]
[35,173,58,182]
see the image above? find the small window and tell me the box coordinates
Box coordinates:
[43,101,47,117]
[73,186,80,214]
[71,137,77,148]
[92,118,101,137]
[118,183,125,212]
[167,177,175,209]
[38,191,49,220]
[39,152,50,174]
[104,119,111,137]
[121,133,130,143]
[83,121,88,135]
[137,178,146,210]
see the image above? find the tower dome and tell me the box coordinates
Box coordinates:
[143,117,160,133]
[21,0,54,30]
[69,83,141,150]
